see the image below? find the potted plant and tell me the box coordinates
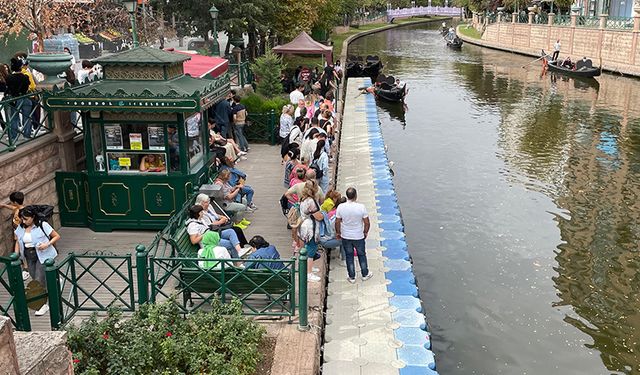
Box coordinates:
[27,52,73,84]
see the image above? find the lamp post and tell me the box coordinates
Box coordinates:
[122,0,139,48]
[209,5,220,56]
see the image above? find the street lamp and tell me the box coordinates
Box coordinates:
[209,5,220,56]
[122,0,139,48]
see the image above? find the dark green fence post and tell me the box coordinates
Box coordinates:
[7,253,31,331]
[136,245,148,305]
[269,109,276,145]
[44,258,62,329]
[297,248,309,331]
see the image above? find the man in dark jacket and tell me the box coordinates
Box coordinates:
[213,93,233,139]
[5,58,32,141]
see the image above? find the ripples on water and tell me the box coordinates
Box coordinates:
[349,23,640,375]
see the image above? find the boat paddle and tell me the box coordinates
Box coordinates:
[522,54,550,69]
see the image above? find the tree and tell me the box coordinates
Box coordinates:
[251,50,284,98]
[0,0,130,51]
[273,0,323,41]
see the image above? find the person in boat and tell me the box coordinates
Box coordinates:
[395,78,406,88]
[561,56,574,69]
[552,39,561,61]
[448,27,456,40]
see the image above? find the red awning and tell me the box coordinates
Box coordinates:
[170,50,229,78]
[272,31,333,63]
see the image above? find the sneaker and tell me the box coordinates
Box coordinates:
[234,222,248,230]
[240,218,251,225]
[308,273,321,282]
[22,271,30,281]
[35,304,49,316]
[247,202,258,210]
[238,151,248,156]
[239,156,248,161]
[312,267,320,273]
[362,271,374,282]
[347,277,356,284]
[238,246,252,258]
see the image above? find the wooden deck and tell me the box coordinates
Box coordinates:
[2,143,299,331]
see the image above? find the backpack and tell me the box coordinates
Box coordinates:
[310,159,324,179]
[287,203,302,228]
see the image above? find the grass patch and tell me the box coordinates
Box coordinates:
[458,24,483,39]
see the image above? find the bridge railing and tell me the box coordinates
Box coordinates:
[387,6,463,21]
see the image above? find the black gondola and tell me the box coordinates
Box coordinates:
[542,50,601,78]
[347,55,383,78]
[374,75,407,103]
[446,37,463,49]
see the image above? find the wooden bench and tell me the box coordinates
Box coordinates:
[168,224,295,315]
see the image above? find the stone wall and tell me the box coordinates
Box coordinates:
[473,21,640,76]
[0,135,62,256]
[0,317,20,374]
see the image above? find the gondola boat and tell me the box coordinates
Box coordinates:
[446,37,463,49]
[374,75,407,103]
[541,50,601,78]
[346,55,383,78]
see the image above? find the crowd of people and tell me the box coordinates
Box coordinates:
[0,49,101,142]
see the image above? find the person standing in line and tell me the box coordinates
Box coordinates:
[335,187,372,283]
[231,95,249,152]
[6,58,32,141]
[14,206,60,316]
[552,39,561,61]
[289,83,305,105]
[214,93,233,139]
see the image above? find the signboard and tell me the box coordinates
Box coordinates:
[148,126,165,150]
[130,133,143,150]
[105,125,123,150]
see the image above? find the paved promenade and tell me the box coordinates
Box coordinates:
[323,78,438,375]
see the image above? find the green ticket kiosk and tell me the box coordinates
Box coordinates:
[45,47,229,231]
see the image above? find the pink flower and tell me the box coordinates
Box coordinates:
[102,332,109,340]
[166,331,173,337]
[73,359,80,364]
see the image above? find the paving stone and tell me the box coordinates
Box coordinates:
[323,340,361,362]
[360,362,400,375]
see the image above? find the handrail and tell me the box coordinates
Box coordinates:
[0,91,53,154]
[0,254,31,331]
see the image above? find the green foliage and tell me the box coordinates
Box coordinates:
[251,50,285,98]
[241,93,290,113]
[67,299,265,375]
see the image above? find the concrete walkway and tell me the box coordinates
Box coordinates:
[323,78,438,375]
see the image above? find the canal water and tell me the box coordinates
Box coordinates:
[349,23,640,375]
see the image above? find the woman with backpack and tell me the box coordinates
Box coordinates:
[14,206,61,316]
[292,180,324,282]
[311,140,329,193]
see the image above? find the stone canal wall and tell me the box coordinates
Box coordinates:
[463,21,640,77]
[322,78,437,374]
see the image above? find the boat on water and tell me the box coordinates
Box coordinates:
[347,55,383,78]
[374,75,407,103]
[446,37,463,49]
[541,50,601,78]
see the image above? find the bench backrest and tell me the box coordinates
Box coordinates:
[179,266,293,296]
[170,226,199,258]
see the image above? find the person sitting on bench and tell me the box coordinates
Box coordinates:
[195,193,248,247]
[198,231,231,269]
[186,205,251,259]
[245,235,285,270]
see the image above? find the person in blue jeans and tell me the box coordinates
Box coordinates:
[219,164,257,210]
[335,187,372,283]
[186,205,251,260]
[5,58,32,141]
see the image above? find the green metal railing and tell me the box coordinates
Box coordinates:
[246,110,277,144]
[0,254,30,331]
[577,16,601,27]
[606,17,634,29]
[229,61,254,88]
[45,253,135,329]
[0,91,52,154]
[554,14,572,25]
[533,13,549,24]
[148,256,297,317]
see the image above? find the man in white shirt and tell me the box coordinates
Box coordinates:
[289,84,305,105]
[552,39,561,61]
[335,187,372,283]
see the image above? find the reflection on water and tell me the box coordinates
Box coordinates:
[349,23,640,375]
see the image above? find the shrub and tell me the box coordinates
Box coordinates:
[241,93,290,114]
[67,299,265,375]
[251,50,285,98]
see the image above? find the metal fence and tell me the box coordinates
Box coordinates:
[554,14,572,25]
[246,110,277,144]
[606,17,634,29]
[229,61,254,88]
[0,91,52,154]
[148,257,297,317]
[45,253,136,329]
[0,254,30,331]
[576,16,601,27]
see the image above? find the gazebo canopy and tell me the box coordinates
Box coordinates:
[272,31,333,63]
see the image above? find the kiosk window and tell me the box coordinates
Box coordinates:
[106,153,167,174]
[185,112,204,171]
